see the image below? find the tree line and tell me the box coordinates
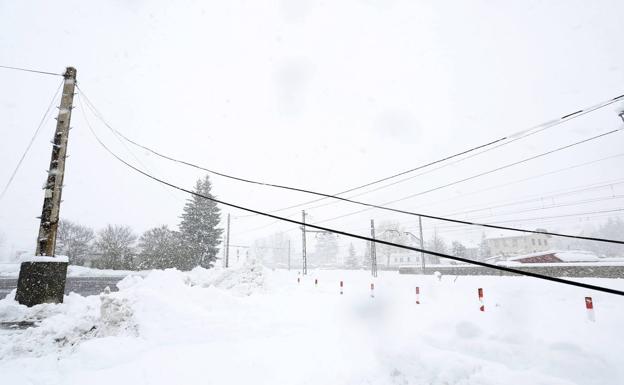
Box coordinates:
[56,175,223,270]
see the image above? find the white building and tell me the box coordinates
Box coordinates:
[486,230,551,257]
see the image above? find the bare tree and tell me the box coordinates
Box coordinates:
[425,230,446,264]
[56,219,95,265]
[138,225,182,270]
[94,225,137,270]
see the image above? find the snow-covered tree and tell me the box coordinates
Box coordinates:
[313,232,339,266]
[478,232,491,260]
[268,232,290,266]
[363,241,372,270]
[425,231,446,264]
[345,243,359,269]
[451,241,467,258]
[56,219,95,265]
[94,224,137,269]
[138,225,181,269]
[179,175,223,269]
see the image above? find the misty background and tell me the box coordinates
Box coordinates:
[1,0,623,263]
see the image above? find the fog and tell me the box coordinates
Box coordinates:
[1,0,623,260]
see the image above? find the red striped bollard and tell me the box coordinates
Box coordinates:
[370,283,375,298]
[415,286,420,304]
[340,281,343,295]
[585,297,595,322]
[478,288,484,312]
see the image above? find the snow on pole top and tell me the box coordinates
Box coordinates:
[21,255,69,263]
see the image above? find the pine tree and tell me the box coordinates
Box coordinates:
[478,232,492,261]
[345,243,359,269]
[363,241,372,270]
[179,175,223,269]
[313,232,339,266]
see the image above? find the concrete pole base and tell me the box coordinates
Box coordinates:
[15,261,68,307]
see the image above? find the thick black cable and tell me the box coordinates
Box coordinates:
[78,86,624,217]
[77,87,624,245]
[0,64,63,77]
[80,107,624,297]
[0,79,64,202]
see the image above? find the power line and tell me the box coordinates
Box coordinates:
[78,86,624,217]
[290,154,624,234]
[75,92,183,204]
[250,92,624,215]
[77,86,624,244]
[81,115,624,297]
[431,208,624,234]
[365,129,623,208]
[0,79,64,202]
[0,64,63,77]
[287,128,623,232]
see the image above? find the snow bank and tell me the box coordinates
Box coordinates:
[1,264,623,384]
[0,261,265,359]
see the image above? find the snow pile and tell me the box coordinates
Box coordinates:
[187,259,265,295]
[0,291,100,358]
[98,287,138,337]
[0,262,265,360]
[1,267,623,384]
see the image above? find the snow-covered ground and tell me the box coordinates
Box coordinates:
[1,262,623,384]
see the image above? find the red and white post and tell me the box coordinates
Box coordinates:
[415,286,420,304]
[585,297,595,322]
[478,288,484,312]
[340,281,343,295]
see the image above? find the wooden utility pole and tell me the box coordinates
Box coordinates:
[225,213,231,268]
[36,67,77,256]
[301,210,307,275]
[418,215,425,274]
[370,219,378,277]
[15,67,76,307]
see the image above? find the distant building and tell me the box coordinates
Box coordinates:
[486,230,551,257]
[386,252,439,267]
[507,250,601,264]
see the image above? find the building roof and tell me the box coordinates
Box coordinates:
[508,250,600,263]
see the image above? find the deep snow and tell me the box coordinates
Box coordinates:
[1,262,623,385]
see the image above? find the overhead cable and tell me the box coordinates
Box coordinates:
[0,79,64,202]
[78,85,624,216]
[80,108,624,297]
[77,86,624,244]
[0,64,63,77]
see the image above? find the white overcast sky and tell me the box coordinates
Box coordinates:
[1,0,623,259]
